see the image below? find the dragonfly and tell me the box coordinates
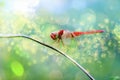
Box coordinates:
[50,29,104,44]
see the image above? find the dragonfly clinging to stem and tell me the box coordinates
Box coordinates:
[50,29,104,44]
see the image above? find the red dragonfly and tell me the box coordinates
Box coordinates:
[50,29,104,44]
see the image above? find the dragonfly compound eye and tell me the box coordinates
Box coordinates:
[50,33,57,40]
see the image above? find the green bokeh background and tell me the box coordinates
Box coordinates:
[0,0,120,80]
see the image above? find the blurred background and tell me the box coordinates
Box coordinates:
[0,0,120,80]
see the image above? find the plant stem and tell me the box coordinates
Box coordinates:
[0,34,95,80]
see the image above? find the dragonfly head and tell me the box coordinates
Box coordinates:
[50,32,57,40]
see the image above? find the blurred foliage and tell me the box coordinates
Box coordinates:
[0,0,120,80]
